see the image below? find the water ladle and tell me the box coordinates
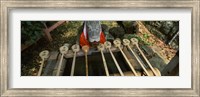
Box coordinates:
[70,44,80,76]
[113,39,138,76]
[82,45,89,76]
[38,50,49,76]
[97,43,109,76]
[143,67,161,76]
[123,39,151,76]
[130,38,160,76]
[56,45,69,76]
[104,41,124,76]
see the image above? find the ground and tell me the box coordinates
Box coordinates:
[136,21,177,64]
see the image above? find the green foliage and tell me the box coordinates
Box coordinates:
[21,21,44,45]
[101,21,118,28]
[143,33,150,39]
[142,33,153,45]
[123,21,133,28]
[125,34,153,46]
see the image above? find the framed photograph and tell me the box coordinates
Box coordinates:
[1,0,199,96]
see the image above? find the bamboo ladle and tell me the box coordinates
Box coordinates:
[113,39,138,76]
[104,41,124,76]
[38,50,49,76]
[56,45,69,76]
[70,44,80,76]
[143,68,161,76]
[97,43,109,76]
[123,39,151,76]
[130,38,160,76]
[82,45,89,76]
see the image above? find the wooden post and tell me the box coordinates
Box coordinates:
[43,21,66,42]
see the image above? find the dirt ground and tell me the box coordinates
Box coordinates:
[136,21,177,63]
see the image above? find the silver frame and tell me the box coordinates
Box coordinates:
[0,0,199,96]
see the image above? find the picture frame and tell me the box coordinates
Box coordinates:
[0,0,199,96]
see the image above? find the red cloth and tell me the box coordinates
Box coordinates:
[79,32,106,47]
